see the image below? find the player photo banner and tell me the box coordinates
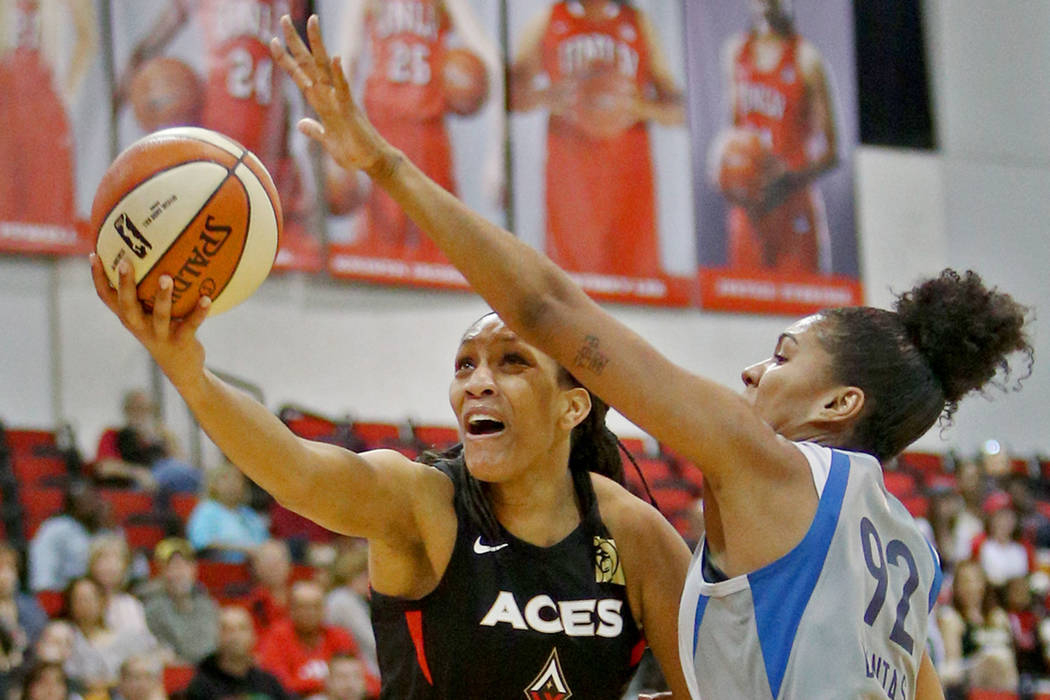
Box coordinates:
[686,0,864,314]
[109,0,324,273]
[0,0,108,256]
[316,0,507,293]
[506,0,698,307]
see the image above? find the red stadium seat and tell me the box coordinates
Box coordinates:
[3,429,56,456]
[618,437,647,458]
[163,664,196,695]
[196,560,251,598]
[19,487,65,538]
[412,424,460,450]
[124,522,167,551]
[898,451,944,477]
[35,589,64,617]
[901,494,930,519]
[99,489,154,523]
[10,454,68,487]
[883,471,917,498]
[280,406,340,440]
[351,421,404,449]
[170,493,199,522]
[967,690,1018,700]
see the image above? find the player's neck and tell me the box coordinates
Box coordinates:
[490,467,580,547]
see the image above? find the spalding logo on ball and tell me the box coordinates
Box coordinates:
[92,127,282,318]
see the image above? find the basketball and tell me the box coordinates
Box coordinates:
[442,48,488,116]
[128,57,204,132]
[715,128,775,204]
[570,67,639,141]
[92,127,282,319]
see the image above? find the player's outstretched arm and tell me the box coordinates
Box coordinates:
[88,255,444,550]
[272,15,799,483]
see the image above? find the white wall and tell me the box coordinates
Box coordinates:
[2,1,1047,465]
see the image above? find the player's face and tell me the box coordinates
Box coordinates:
[450,316,577,483]
[741,315,841,440]
[749,0,787,27]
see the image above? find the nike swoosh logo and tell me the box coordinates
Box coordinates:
[473,536,509,554]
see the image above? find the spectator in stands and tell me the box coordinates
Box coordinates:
[938,559,1017,696]
[64,576,159,693]
[187,606,291,700]
[256,580,378,698]
[952,458,989,563]
[977,500,1032,588]
[29,480,111,592]
[93,389,201,501]
[20,660,75,700]
[142,539,218,665]
[0,543,48,656]
[921,485,966,574]
[1004,472,1050,549]
[244,540,292,634]
[86,536,151,639]
[185,463,267,564]
[316,654,368,700]
[1003,575,1049,684]
[323,542,376,676]
[109,654,165,700]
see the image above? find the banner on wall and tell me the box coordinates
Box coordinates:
[316,0,506,291]
[686,0,863,314]
[0,0,108,256]
[109,0,323,273]
[506,0,698,307]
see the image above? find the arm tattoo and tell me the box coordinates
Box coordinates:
[574,335,609,375]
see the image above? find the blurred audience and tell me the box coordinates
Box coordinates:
[29,482,111,592]
[20,660,77,700]
[63,577,159,694]
[314,654,368,700]
[93,390,201,501]
[141,539,217,665]
[186,463,267,564]
[245,540,293,634]
[186,606,290,700]
[109,654,165,700]
[257,581,378,698]
[0,544,48,658]
[323,543,376,677]
[938,559,1017,696]
[86,536,151,640]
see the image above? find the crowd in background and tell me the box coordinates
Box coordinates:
[1,388,1048,699]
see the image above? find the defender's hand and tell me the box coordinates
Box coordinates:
[270,14,397,178]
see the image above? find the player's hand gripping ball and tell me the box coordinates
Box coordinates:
[714,128,777,205]
[442,47,489,117]
[569,67,640,141]
[92,127,282,319]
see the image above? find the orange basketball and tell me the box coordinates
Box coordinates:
[442,48,488,116]
[128,57,204,132]
[92,127,282,319]
[715,128,774,204]
[570,68,639,141]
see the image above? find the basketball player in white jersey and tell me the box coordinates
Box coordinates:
[271,15,1033,698]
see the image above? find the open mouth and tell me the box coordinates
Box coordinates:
[466,415,506,436]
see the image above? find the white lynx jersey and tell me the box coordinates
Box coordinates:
[679,442,942,699]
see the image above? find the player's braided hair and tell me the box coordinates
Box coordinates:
[420,368,627,544]
[816,269,1032,462]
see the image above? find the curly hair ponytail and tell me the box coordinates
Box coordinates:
[817,269,1032,461]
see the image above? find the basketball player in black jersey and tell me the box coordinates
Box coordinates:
[89,287,691,694]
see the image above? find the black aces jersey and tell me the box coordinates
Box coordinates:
[372,466,645,698]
